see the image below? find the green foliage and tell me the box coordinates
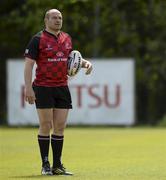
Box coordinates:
[0,0,166,124]
[158,114,166,127]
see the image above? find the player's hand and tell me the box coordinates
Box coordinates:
[82,60,93,75]
[24,86,36,104]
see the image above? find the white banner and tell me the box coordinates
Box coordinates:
[7,59,135,125]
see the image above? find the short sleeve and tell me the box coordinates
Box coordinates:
[24,36,40,60]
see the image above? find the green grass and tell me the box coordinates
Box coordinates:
[0,127,166,180]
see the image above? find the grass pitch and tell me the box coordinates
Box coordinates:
[0,127,166,180]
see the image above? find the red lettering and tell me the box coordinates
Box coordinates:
[70,84,121,109]
[104,84,121,108]
[88,84,102,108]
[71,85,86,108]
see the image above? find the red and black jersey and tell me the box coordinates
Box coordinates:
[24,30,72,87]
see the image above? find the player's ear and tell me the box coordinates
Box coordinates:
[44,17,47,24]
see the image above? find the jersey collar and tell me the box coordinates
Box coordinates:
[44,29,61,38]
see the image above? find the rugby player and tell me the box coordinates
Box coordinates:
[24,9,92,176]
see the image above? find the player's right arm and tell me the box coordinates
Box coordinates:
[24,58,36,104]
[24,34,40,104]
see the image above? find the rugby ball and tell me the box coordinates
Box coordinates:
[67,50,83,76]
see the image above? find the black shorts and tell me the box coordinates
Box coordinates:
[33,85,72,109]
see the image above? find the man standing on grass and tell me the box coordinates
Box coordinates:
[24,8,92,176]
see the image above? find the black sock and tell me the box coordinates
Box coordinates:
[51,134,64,168]
[38,135,50,166]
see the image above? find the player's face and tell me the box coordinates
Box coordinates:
[46,12,62,31]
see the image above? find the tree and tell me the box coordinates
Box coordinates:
[0,0,166,124]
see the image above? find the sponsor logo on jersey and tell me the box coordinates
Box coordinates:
[65,42,72,49]
[46,44,53,50]
[48,58,67,62]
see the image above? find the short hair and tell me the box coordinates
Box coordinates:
[44,9,61,19]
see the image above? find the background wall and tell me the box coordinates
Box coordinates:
[7,59,135,125]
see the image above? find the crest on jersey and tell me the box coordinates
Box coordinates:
[56,51,64,57]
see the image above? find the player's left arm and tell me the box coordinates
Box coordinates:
[82,59,93,75]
